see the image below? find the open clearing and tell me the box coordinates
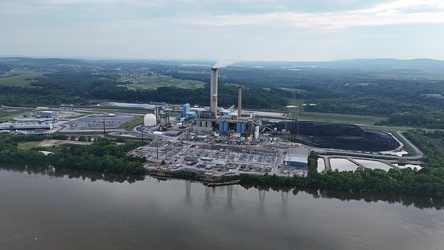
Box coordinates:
[18,140,92,150]
[118,74,205,90]
[0,70,46,87]
[0,108,33,121]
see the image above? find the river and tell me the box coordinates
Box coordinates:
[1,165,444,250]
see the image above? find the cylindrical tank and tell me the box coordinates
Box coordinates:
[224,122,228,132]
[219,121,224,131]
[236,123,241,132]
[241,123,246,133]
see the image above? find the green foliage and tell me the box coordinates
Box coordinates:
[170,171,198,180]
[0,135,146,175]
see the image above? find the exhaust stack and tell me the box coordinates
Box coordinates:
[210,68,218,116]
[237,86,242,119]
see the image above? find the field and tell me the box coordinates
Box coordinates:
[119,116,144,130]
[18,140,91,150]
[373,72,444,81]
[0,70,46,87]
[118,74,205,90]
[0,108,33,121]
[280,88,308,93]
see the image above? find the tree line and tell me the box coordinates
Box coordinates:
[0,135,146,175]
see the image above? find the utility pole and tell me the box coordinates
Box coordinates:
[141,127,144,143]
[103,118,106,134]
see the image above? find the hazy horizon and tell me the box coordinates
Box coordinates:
[1,55,443,64]
[2,0,444,62]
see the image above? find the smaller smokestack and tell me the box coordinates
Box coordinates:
[237,86,242,119]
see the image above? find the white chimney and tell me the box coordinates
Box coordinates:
[210,68,218,116]
[237,86,242,119]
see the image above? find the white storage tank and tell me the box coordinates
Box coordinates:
[144,114,157,127]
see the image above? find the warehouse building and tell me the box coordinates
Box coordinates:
[0,122,54,131]
[283,155,308,168]
[38,111,56,118]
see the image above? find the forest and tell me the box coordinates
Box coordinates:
[2,57,444,128]
[0,135,146,175]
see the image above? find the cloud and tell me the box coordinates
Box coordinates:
[184,1,444,29]
[1,0,444,60]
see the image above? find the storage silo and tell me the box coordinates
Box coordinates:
[144,114,157,127]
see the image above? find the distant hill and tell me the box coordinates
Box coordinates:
[1,56,443,71]
[0,57,93,67]
[243,58,444,71]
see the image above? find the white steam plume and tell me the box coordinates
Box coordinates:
[213,58,238,68]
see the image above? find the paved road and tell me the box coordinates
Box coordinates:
[396,131,424,159]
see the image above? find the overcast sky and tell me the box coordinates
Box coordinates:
[1,0,443,61]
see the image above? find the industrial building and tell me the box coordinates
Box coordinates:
[191,67,259,137]
[283,155,308,168]
[38,111,56,118]
[0,122,54,131]
[178,103,196,119]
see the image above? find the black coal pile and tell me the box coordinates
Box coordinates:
[265,121,399,152]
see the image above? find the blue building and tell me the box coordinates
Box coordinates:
[183,103,190,115]
[283,155,308,168]
[178,103,195,119]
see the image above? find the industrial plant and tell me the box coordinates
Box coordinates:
[0,66,414,180]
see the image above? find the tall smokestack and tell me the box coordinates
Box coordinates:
[237,86,242,119]
[210,68,218,116]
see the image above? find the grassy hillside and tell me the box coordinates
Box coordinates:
[118,74,205,90]
[0,69,46,87]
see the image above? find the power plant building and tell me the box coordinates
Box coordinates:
[283,155,308,168]
[192,67,258,137]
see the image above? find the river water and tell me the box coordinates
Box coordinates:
[1,165,444,250]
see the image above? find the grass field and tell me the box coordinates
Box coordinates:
[0,70,46,87]
[280,88,308,93]
[93,107,151,115]
[18,140,92,150]
[118,74,205,90]
[373,72,444,81]
[119,116,144,130]
[0,108,33,121]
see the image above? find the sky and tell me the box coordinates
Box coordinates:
[1,0,444,61]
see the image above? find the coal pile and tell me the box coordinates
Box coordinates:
[266,121,399,152]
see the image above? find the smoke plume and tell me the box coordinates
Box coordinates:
[213,59,237,68]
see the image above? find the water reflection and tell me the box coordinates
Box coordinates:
[0,164,145,184]
[241,184,444,210]
[1,164,442,210]
[280,191,288,219]
[185,181,192,206]
[204,186,211,208]
[258,189,266,214]
[318,189,444,210]
[226,185,233,211]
